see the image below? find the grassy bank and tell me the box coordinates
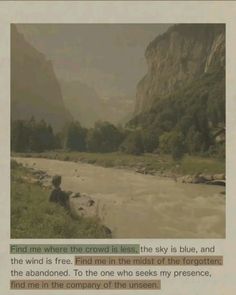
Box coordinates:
[11,161,111,239]
[12,151,225,176]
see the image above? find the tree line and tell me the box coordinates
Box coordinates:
[11,118,60,153]
[11,116,224,160]
[10,119,129,154]
[11,118,159,156]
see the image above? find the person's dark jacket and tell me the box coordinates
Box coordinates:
[49,187,69,209]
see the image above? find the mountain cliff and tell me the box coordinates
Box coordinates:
[11,25,71,131]
[135,24,225,114]
[129,24,225,156]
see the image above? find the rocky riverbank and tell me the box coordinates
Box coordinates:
[21,164,112,235]
[135,166,225,186]
[180,173,225,185]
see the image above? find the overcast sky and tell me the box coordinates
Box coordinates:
[16,24,171,99]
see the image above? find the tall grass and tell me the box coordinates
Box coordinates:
[11,161,110,239]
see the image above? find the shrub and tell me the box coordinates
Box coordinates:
[87,121,124,153]
[120,131,144,155]
[159,131,185,160]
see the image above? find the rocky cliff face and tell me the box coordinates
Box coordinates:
[11,25,71,131]
[135,24,225,114]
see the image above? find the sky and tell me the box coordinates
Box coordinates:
[16,24,171,100]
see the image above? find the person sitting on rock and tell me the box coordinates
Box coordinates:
[49,175,69,209]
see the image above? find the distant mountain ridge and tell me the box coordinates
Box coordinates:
[61,80,134,127]
[60,80,103,128]
[11,25,72,131]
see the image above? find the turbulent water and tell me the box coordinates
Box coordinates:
[14,157,225,238]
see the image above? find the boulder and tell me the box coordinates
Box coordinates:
[213,173,225,180]
[201,174,213,181]
[182,175,193,183]
[69,192,97,218]
[70,192,81,198]
[101,225,112,237]
[181,174,206,184]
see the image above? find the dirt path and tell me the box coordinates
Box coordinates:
[14,157,225,238]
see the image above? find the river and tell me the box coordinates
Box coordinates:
[13,157,225,239]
